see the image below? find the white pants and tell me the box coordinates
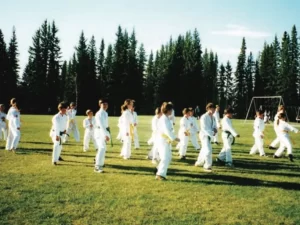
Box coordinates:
[148,141,160,161]
[116,130,122,141]
[83,130,97,151]
[6,127,20,150]
[0,126,7,141]
[190,133,200,150]
[196,135,213,169]
[212,131,219,143]
[133,127,140,149]
[275,136,293,156]
[52,135,63,163]
[156,142,172,178]
[95,136,107,168]
[121,135,132,159]
[64,121,80,142]
[270,129,280,147]
[179,134,189,157]
[250,135,265,156]
[218,132,233,163]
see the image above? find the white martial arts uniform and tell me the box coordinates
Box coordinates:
[212,110,221,143]
[0,111,7,141]
[178,116,191,157]
[250,117,265,156]
[156,114,176,178]
[116,116,122,141]
[50,113,67,163]
[190,116,200,150]
[195,112,216,169]
[64,108,80,142]
[5,107,21,150]
[132,111,140,149]
[274,121,298,157]
[82,117,97,152]
[148,115,160,161]
[218,116,238,164]
[120,109,134,159]
[94,109,110,170]
[169,109,175,132]
[269,112,283,148]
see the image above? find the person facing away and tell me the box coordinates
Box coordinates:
[131,105,140,149]
[189,108,200,151]
[82,109,97,152]
[63,102,80,143]
[177,108,191,160]
[250,110,266,157]
[0,104,8,141]
[212,105,221,145]
[269,105,285,150]
[194,105,201,120]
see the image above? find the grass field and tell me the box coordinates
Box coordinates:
[1,115,300,225]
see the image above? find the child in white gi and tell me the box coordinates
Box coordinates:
[212,105,221,144]
[131,105,140,149]
[189,108,200,151]
[64,102,80,143]
[217,108,239,167]
[0,104,7,141]
[178,108,191,160]
[83,109,97,152]
[269,106,285,149]
[50,102,68,165]
[273,113,299,162]
[250,110,266,157]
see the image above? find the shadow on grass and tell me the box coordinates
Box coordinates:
[20,141,51,145]
[17,147,52,154]
[233,159,297,171]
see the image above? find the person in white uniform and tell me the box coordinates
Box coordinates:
[94,99,110,173]
[250,110,266,157]
[116,116,123,142]
[120,99,134,160]
[273,113,299,162]
[269,106,285,149]
[195,103,217,172]
[216,108,239,167]
[178,108,191,160]
[50,102,68,165]
[168,102,176,132]
[131,105,140,149]
[82,109,97,152]
[63,102,80,143]
[5,98,21,152]
[155,102,180,180]
[212,105,221,144]
[189,108,200,151]
[0,104,7,141]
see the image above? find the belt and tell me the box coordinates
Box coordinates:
[223,131,235,145]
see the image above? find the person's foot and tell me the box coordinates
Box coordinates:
[196,148,200,151]
[214,142,219,145]
[216,158,225,165]
[83,149,87,152]
[152,160,157,165]
[195,162,202,167]
[123,157,129,160]
[288,154,294,162]
[52,162,57,166]
[260,154,268,157]
[94,167,103,173]
[269,146,276,150]
[11,149,16,153]
[273,155,280,159]
[154,167,158,175]
[135,148,139,150]
[59,157,64,161]
[225,163,234,167]
[180,156,186,160]
[155,175,167,181]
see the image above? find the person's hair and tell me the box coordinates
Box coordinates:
[224,107,234,115]
[10,98,17,106]
[161,102,173,114]
[206,103,215,111]
[168,101,173,105]
[216,105,220,108]
[86,109,93,115]
[99,98,108,105]
[0,104,4,108]
[70,102,76,107]
[121,99,133,112]
[182,108,190,115]
[278,105,285,112]
[155,107,161,115]
[58,102,68,110]
[277,113,286,125]
[256,110,264,116]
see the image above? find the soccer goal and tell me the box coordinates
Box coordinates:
[244,96,288,123]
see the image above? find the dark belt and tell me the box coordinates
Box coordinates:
[224,131,235,145]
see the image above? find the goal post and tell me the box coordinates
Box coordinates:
[244,96,288,123]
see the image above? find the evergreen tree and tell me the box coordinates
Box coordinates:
[144,51,155,113]
[103,44,113,99]
[217,63,226,109]
[279,31,291,100]
[289,25,299,104]
[245,52,254,105]
[97,39,105,96]
[225,61,234,107]
[254,59,264,96]
[0,29,9,103]
[273,35,281,93]
[60,61,67,100]
[137,43,146,111]
[64,55,77,103]
[88,35,98,109]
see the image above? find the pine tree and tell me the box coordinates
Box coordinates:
[217,63,226,109]
[137,43,146,111]
[88,35,98,108]
[273,35,281,93]
[144,51,155,113]
[245,52,254,105]
[0,29,9,103]
[60,61,67,100]
[225,61,234,107]
[97,39,105,96]
[103,44,113,99]
[289,25,299,104]
[254,59,263,96]
[64,55,77,103]
[279,31,291,100]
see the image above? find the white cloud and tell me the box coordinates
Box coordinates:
[211,46,260,56]
[211,24,271,39]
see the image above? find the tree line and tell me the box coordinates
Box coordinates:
[0,20,299,118]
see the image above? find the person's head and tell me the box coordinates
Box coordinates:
[70,102,76,109]
[121,99,134,112]
[10,98,17,107]
[206,103,215,114]
[161,102,173,116]
[278,105,285,113]
[131,105,135,112]
[189,107,194,116]
[256,110,264,119]
[155,107,161,116]
[0,104,4,111]
[216,105,220,112]
[99,99,109,110]
[58,102,68,114]
[224,107,234,119]
[182,108,191,117]
[86,109,93,117]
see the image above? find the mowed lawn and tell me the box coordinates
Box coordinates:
[1,115,300,225]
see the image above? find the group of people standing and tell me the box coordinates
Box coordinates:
[1,98,299,181]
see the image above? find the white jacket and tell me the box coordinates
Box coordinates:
[190,116,199,134]
[7,107,20,129]
[221,116,238,137]
[199,112,216,139]
[213,111,221,128]
[157,114,176,144]
[178,116,191,136]
[253,117,265,137]
[51,113,68,137]
[277,120,298,137]
[83,117,96,131]
[95,109,110,138]
[120,109,134,136]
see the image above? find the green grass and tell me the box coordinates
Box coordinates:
[1,115,300,225]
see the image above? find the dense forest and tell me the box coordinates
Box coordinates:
[0,20,299,118]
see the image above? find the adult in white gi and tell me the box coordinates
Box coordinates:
[178,108,191,159]
[155,103,180,180]
[83,109,97,152]
[212,105,221,144]
[0,104,7,141]
[189,108,200,150]
[274,113,299,162]
[120,99,134,160]
[50,103,68,165]
[63,102,80,143]
[5,98,21,152]
[94,99,110,173]
[131,106,140,149]
[250,111,266,156]
[269,106,285,149]
[195,103,217,172]
[217,108,239,167]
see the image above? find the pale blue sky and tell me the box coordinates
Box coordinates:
[0,0,299,74]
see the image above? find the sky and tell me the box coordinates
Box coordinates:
[0,0,299,75]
